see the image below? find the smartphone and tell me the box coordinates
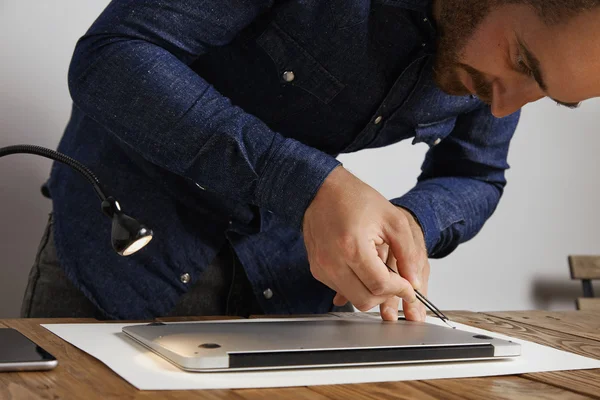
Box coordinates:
[0,328,57,371]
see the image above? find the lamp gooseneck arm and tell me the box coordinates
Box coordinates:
[0,144,153,256]
[0,145,108,202]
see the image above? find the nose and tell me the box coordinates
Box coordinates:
[490,80,544,118]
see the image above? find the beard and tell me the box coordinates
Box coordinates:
[432,0,496,102]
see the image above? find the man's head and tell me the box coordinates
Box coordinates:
[432,0,600,117]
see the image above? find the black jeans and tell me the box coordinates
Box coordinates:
[21,215,262,319]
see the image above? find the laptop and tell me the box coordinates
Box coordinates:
[122,317,520,372]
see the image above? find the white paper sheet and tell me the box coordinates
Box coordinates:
[42,315,600,390]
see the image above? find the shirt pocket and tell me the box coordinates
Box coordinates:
[256,22,345,105]
[412,117,457,147]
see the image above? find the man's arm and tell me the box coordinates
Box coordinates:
[393,106,521,258]
[70,0,421,320]
[68,0,340,229]
[370,106,519,322]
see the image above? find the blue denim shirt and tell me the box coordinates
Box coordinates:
[49,0,520,319]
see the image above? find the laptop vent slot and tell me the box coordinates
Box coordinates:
[229,345,495,368]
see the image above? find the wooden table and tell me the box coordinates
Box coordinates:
[1,311,599,399]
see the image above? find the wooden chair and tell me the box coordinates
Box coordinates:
[569,255,600,311]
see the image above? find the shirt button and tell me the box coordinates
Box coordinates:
[422,42,427,47]
[195,183,206,191]
[180,273,191,284]
[374,116,383,125]
[263,288,274,300]
[282,70,295,82]
[433,138,442,146]
[423,17,428,22]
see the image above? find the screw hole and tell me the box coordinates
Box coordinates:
[473,334,493,340]
[199,343,221,349]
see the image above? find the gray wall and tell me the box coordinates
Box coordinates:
[1,0,598,317]
[0,0,110,317]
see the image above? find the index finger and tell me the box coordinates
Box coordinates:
[347,240,416,302]
[383,215,420,288]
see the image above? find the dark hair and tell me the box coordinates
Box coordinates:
[509,0,600,24]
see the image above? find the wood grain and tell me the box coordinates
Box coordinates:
[577,298,600,311]
[1,312,600,399]
[235,387,333,400]
[447,312,600,359]
[134,390,246,400]
[448,311,600,399]
[423,376,591,400]
[0,318,137,400]
[309,381,464,400]
[305,377,589,400]
[485,310,600,342]
[569,256,600,279]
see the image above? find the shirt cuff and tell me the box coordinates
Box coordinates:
[391,193,440,256]
[256,138,341,230]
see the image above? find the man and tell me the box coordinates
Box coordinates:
[21,0,600,321]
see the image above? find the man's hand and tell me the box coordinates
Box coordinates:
[378,234,430,321]
[375,208,430,322]
[332,210,430,322]
[303,166,426,319]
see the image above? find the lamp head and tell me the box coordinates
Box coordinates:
[101,197,153,256]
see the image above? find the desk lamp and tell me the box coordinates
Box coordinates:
[0,145,153,256]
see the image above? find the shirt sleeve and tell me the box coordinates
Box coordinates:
[392,106,520,258]
[67,0,340,229]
